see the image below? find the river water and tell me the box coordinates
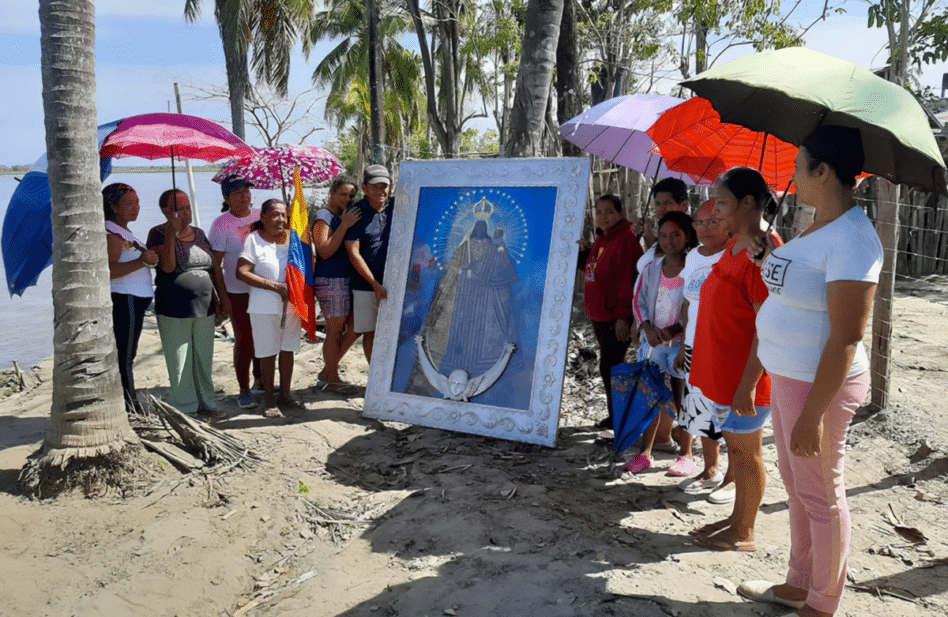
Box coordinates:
[0,170,313,368]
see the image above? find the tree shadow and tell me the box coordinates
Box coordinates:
[760,455,948,517]
[0,467,22,495]
[850,561,948,606]
[0,414,47,452]
[312,421,757,616]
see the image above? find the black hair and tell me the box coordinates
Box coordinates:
[658,211,698,251]
[720,167,777,215]
[330,175,358,194]
[159,188,186,211]
[801,125,864,188]
[221,201,230,213]
[250,198,285,231]
[651,177,688,204]
[596,193,623,214]
[102,183,135,222]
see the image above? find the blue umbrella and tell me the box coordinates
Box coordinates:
[2,119,123,297]
[611,354,673,454]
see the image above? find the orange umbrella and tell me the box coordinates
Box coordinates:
[647,97,798,190]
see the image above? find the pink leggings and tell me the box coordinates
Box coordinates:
[770,371,869,614]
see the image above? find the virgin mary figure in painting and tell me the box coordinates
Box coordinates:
[406,200,527,407]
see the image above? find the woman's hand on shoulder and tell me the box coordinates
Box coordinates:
[341,206,362,228]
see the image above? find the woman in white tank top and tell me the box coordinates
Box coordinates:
[103,183,159,413]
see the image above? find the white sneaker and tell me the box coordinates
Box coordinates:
[679,474,723,494]
[707,482,736,504]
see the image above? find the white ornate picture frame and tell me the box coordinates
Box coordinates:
[362,158,591,447]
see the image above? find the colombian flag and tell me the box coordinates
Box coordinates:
[286,167,318,342]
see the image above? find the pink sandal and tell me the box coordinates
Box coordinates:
[667,456,698,477]
[624,453,652,474]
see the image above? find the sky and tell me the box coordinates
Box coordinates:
[0,1,945,167]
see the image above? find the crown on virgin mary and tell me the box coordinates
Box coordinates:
[472,197,495,221]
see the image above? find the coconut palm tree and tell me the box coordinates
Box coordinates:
[324,69,425,170]
[25,0,135,492]
[184,0,316,139]
[309,0,423,155]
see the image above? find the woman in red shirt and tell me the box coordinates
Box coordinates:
[689,167,781,551]
[582,195,644,429]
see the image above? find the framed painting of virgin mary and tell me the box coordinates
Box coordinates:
[362,158,591,447]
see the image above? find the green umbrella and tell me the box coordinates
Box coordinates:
[681,46,947,194]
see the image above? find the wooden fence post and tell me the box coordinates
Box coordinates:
[869,179,899,411]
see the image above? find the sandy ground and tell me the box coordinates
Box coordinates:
[1,279,947,617]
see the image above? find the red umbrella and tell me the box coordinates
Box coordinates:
[99,113,254,217]
[212,144,343,190]
[100,113,253,162]
[647,97,798,190]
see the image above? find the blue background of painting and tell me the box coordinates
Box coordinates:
[390,185,558,410]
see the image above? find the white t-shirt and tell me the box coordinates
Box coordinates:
[208,208,260,294]
[240,231,291,315]
[680,246,725,347]
[756,206,883,382]
[636,244,657,280]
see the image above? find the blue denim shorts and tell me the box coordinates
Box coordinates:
[714,404,772,434]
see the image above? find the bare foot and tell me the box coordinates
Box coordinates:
[318,369,346,384]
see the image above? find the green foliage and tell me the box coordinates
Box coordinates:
[297,480,310,494]
[460,128,500,156]
[326,129,361,176]
[866,0,948,91]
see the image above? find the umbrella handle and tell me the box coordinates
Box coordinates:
[755,177,794,261]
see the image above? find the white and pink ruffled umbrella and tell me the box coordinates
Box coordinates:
[213,144,344,191]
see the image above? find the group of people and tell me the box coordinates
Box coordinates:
[103,163,395,419]
[102,123,880,615]
[582,125,882,617]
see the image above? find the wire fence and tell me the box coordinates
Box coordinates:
[587,162,948,412]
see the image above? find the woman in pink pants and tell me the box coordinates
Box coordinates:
[740,125,882,616]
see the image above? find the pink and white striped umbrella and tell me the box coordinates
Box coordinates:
[213,144,344,189]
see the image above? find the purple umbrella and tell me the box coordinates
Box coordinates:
[559,93,708,185]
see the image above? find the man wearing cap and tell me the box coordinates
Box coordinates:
[209,174,263,408]
[345,164,393,363]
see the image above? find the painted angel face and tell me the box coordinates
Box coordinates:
[448,370,469,397]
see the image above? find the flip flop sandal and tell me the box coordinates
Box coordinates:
[695,534,757,552]
[263,407,284,418]
[688,519,731,537]
[624,453,652,474]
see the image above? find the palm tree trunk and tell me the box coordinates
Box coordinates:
[505,0,564,157]
[37,0,134,467]
[216,0,250,140]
